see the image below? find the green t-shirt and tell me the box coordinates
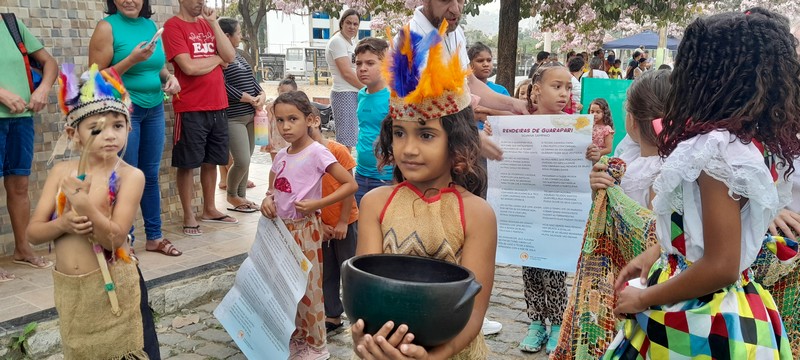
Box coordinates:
[0,18,44,118]
[106,13,165,108]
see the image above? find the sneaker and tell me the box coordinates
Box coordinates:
[482,317,503,335]
[545,325,562,354]
[297,346,330,360]
[518,321,548,353]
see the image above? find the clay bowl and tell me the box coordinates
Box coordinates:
[341,254,482,348]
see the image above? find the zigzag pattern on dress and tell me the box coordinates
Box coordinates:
[382,228,462,263]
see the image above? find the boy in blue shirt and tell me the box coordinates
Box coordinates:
[354,37,392,205]
[468,42,509,96]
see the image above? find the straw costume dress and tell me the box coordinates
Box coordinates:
[603,131,793,359]
[380,181,488,359]
[53,170,147,360]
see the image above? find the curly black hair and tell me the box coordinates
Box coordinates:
[659,7,800,176]
[589,98,613,129]
[375,107,486,196]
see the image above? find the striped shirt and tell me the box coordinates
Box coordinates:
[223,52,263,118]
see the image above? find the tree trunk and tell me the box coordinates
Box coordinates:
[656,25,667,68]
[496,0,520,94]
[238,0,268,74]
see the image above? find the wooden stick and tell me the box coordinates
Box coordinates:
[74,117,122,315]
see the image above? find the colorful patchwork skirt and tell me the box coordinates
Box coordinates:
[603,254,793,360]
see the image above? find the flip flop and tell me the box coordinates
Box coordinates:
[201,215,239,224]
[146,239,182,256]
[227,204,258,213]
[13,256,54,269]
[183,225,203,236]
[325,321,343,333]
[0,268,15,283]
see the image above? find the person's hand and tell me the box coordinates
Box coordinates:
[483,121,493,136]
[576,102,584,112]
[61,173,93,210]
[260,194,277,218]
[128,41,155,64]
[479,131,503,161]
[613,286,648,318]
[202,6,218,23]
[352,320,416,359]
[0,88,26,114]
[614,246,660,293]
[163,75,181,95]
[585,144,601,163]
[254,93,266,109]
[294,199,320,215]
[59,210,93,235]
[240,93,257,106]
[589,162,615,192]
[332,221,348,240]
[509,97,531,115]
[27,86,50,112]
[769,209,800,238]
[322,224,334,241]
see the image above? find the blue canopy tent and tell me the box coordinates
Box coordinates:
[603,31,680,50]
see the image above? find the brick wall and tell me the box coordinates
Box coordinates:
[0,0,203,256]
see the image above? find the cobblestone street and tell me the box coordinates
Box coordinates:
[153,265,549,360]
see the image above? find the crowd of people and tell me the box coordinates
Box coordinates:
[2,0,800,359]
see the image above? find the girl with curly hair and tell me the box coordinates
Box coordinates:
[605,7,800,359]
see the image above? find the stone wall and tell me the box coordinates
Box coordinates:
[0,0,200,256]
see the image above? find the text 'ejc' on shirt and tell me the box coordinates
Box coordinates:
[163,16,228,113]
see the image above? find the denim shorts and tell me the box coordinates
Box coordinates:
[0,117,34,177]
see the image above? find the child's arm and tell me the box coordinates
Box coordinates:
[27,162,89,244]
[260,169,278,218]
[294,163,357,214]
[66,167,145,250]
[600,132,614,156]
[615,171,743,315]
[427,196,497,359]
[332,169,356,240]
[355,187,392,256]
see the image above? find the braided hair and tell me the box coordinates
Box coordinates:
[659,7,800,176]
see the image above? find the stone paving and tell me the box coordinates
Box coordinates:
[151,265,549,360]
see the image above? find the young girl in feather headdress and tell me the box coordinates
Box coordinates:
[26,64,152,359]
[350,21,497,360]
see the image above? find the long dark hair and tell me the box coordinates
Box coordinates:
[589,98,613,128]
[627,69,671,147]
[376,107,486,196]
[659,7,800,176]
[105,0,153,18]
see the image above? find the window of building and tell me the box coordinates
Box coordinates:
[312,12,330,19]
[313,28,331,40]
[360,15,371,21]
[358,29,371,39]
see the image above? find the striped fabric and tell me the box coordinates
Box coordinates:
[223,52,262,118]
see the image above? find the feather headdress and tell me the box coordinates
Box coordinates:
[385,20,472,122]
[50,64,131,164]
[58,63,131,128]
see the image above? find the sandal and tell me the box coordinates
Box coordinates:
[227,204,258,213]
[518,321,548,353]
[325,321,343,333]
[146,239,182,256]
[0,268,15,283]
[13,256,54,269]
[200,215,239,224]
[183,225,202,236]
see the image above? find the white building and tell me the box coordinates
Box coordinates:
[263,10,372,80]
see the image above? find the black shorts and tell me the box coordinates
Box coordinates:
[172,110,229,168]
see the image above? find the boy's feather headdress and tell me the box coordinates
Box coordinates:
[59,63,131,128]
[385,20,471,122]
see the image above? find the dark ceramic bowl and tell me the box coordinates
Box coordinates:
[341,254,482,348]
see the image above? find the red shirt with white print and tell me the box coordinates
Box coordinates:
[163,16,228,113]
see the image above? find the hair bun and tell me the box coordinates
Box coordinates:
[287,75,295,81]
